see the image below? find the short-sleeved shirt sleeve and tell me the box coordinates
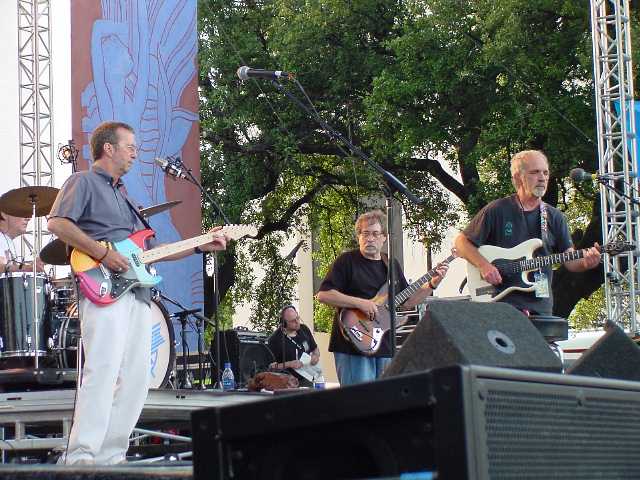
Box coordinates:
[49,173,90,223]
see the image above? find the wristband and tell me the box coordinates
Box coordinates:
[194,246,204,254]
[98,247,109,262]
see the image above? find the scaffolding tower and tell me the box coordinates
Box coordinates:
[17,0,54,255]
[590,0,640,333]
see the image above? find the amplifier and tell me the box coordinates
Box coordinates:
[193,365,640,479]
[210,329,273,387]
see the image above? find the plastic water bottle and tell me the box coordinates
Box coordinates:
[221,363,235,391]
[313,373,325,390]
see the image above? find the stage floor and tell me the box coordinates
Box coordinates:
[0,463,193,479]
[0,387,272,466]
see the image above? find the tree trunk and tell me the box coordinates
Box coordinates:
[552,198,604,318]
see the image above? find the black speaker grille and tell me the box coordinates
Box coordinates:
[480,380,640,479]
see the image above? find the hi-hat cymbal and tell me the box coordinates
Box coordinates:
[139,200,182,218]
[40,238,70,266]
[0,186,59,217]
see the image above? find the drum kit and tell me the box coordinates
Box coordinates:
[0,185,181,389]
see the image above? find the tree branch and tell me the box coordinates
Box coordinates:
[255,181,332,238]
[399,157,468,203]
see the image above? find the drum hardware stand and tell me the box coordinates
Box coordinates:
[158,156,231,389]
[158,291,205,389]
[28,194,41,369]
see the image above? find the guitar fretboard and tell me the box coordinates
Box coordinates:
[140,232,216,264]
[138,225,257,264]
[499,249,589,274]
[394,254,456,306]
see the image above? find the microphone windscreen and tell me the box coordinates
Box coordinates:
[569,168,587,182]
[237,66,250,81]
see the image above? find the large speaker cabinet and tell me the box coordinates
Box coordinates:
[192,365,640,480]
[385,300,562,377]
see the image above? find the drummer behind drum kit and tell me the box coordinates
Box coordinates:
[0,186,179,389]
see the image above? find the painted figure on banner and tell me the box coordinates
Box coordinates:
[78,0,202,332]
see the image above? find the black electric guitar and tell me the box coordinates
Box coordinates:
[339,251,457,355]
[466,238,633,302]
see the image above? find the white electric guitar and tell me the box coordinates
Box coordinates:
[467,238,632,303]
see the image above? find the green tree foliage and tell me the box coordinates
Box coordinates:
[198,0,639,332]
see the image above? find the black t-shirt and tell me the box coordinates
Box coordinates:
[267,324,318,385]
[463,195,573,314]
[318,249,409,357]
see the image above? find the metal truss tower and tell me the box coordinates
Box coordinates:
[17,0,54,255]
[590,0,639,332]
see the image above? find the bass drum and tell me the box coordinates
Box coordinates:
[57,299,176,389]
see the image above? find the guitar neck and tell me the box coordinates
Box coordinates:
[394,254,456,306]
[139,232,215,264]
[504,248,592,274]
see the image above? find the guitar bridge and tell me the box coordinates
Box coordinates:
[476,285,497,296]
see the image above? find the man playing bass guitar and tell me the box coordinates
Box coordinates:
[454,150,600,315]
[317,210,448,386]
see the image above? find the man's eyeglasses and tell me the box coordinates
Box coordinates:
[112,143,138,153]
[359,231,384,239]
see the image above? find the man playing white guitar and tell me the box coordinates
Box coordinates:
[48,122,229,465]
[454,150,601,315]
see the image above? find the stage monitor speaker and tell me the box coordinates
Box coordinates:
[383,300,562,377]
[567,321,640,381]
[192,365,640,480]
[210,329,274,387]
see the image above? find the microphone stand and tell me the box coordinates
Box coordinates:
[175,309,193,389]
[269,79,423,357]
[277,241,304,374]
[164,158,230,388]
[594,177,640,207]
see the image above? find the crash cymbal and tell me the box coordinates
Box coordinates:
[139,200,182,218]
[40,238,70,266]
[0,186,59,217]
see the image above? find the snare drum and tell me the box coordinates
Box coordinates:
[50,277,77,313]
[0,273,50,360]
[57,298,176,389]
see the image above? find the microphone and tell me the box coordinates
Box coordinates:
[570,168,637,182]
[569,168,596,182]
[155,157,188,180]
[169,308,202,320]
[236,66,294,81]
[284,241,305,261]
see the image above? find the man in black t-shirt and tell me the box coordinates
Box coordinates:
[455,150,601,315]
[317,210,448,385]
[267,305,320,387]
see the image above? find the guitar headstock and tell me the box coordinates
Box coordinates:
[219,224,258,240]
[602,241,635,256]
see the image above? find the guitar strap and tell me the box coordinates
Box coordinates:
[380,252,389,269]
[539,202,549,250]
[120,188,153,231]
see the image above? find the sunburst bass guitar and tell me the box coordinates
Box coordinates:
[466,238,632,303]
[71,225,257,306]
[339,251,457,355]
